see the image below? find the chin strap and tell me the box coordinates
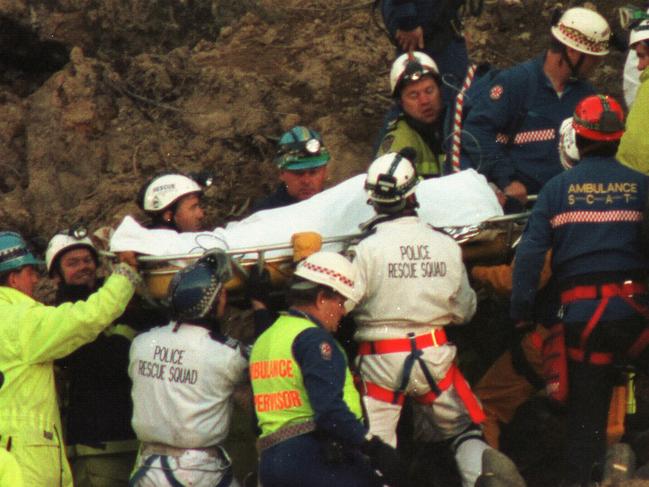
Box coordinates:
[561,49,585,81]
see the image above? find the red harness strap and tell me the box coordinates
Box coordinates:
[357,329,447,356]
[560,281,649,364]
[560,282,647,304]
[360,364,486,424]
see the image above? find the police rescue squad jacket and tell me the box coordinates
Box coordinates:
[129,323,248,448]
[352,216,476,341]
[618,68,649,175]
[0,273,135,473]
[460,56,595,193]
[511,156,649,323]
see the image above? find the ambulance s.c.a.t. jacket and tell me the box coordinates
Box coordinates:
[460,55,595,193]
[511,156,649,323]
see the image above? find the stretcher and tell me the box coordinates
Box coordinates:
[112,211,529,305]
[107,170,529,305]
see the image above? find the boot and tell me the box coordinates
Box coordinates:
[474,449,526,487]
[602,442,635,483]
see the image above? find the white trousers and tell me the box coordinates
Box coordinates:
[131,447,239,487]
[357,342,488,487]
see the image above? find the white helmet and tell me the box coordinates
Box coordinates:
[46,231,97,275]
[551,7,610,56]
[389,51,439,96]
[630,19,649,47]
[140,174,202,212]
[558,117,580,171]
[293,251,357,305]
[365,151,419,205]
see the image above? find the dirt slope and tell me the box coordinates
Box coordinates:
[0,0,631,243]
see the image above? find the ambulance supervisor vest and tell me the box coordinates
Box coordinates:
[250,314,362,438]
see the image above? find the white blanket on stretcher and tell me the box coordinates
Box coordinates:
[110,169,502,258]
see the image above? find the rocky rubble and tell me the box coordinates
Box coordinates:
[0,0,628,242]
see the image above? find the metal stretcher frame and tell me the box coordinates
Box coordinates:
[102,210,531,303]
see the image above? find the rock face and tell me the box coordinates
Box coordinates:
[0,0,630,240]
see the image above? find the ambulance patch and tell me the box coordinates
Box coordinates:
[490,85,504,100]
[319,342,332,360]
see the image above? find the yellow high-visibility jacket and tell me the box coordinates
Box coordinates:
[0,273,135,487]
[618,68,649,174]
[0,449,24,487]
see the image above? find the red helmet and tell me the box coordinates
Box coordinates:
[572,95,625,141]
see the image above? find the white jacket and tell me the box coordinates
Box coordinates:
[351,216,476,341]
[129,323,248,448]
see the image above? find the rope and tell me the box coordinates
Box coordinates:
[450,63,477,172]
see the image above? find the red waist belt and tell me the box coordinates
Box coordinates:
[560,281,649,364]
[561,281,647,304]
[357,329,447,355]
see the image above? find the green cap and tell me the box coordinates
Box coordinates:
[274,126,330,170]
[0,231,44,274]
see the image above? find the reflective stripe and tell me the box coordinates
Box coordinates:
[550,210,642,228]
[496,128,555,144]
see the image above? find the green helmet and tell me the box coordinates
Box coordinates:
[274,126,330,170]
[0,231,43,274]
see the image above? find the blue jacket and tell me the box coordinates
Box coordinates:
[381,0,462,42]
[460,56,595,193]
[289,310,366,446]
[511,156,649,322]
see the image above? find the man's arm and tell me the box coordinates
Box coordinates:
[510,189,554,321]
[460,69,528,193]
[293,328,366,446]
[383,0,421,45]
[6,265,137,364]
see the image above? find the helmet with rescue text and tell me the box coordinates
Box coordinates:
[138,172,209,232]
[365,149,420,214]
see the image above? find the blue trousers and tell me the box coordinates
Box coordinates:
[564,316,649,486]
[259,434,379,487]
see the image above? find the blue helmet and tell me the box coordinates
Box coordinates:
[0,231,43,274]
[168,249,233,322]
[274,126,330,171]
